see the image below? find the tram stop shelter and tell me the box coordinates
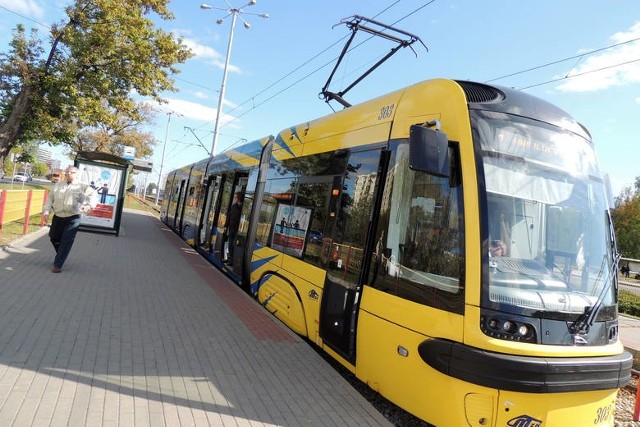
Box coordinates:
[74,151,130,236]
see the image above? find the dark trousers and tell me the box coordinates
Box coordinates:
[49,215,81,268]
[227,230,237,263]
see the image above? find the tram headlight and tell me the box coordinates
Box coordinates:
[502,320,515,333]
[480,315,536,343]
[518,324,529,336]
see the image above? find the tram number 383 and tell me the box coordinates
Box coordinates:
[507,402,612,427]
[594,403,613,425]
[377,104,394,120]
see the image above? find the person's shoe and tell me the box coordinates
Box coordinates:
[51,266,62,273]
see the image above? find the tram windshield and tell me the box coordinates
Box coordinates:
[474,110,616,320]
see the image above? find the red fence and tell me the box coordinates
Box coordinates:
[0,189,48,237]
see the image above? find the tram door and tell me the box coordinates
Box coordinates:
[211,177,234,262]
[173,179,187,235]
[319,148,385,362]
[171,179,186,230]
[197,175,223,254]
[211,173,248,274]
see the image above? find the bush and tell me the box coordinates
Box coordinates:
[619,290,640,317]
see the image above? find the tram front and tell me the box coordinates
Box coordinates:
[471,88,631,425]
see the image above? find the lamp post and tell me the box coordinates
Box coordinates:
[155,112,182,206]
[200,1,268,156]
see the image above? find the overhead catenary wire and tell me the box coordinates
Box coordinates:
[485,36,640,84]
[518,57,640,90]
[175,77,219,93]
[0,4,51,29]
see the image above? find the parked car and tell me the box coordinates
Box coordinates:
[13,172,32,182]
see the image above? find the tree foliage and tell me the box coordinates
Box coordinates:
[612,177,640,259]
[67,103,157,158]
[0,0,191,168]
[31,162,48,177]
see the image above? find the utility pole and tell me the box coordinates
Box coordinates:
[155,112,182,206]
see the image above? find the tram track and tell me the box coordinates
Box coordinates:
[615,369,640,426]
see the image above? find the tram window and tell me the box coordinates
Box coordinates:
[186,185,196,207]
[262,178,331,260]
[256,195,277,246]
[172,185,180,202]
[261,151,349,262]
[371,142,464,313]
[323,149,381,280]
[258,177,296,247]
[298,182,332,267]
[216,178,234,232]
[268,151,346,180]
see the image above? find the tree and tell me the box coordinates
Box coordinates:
[0,0,191,170]
[31,162,48,177]
[612,177,640,259]
[2,146,36,176]
[68,103,157,158]
[147,182,157,195]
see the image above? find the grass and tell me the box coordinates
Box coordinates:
[0,191,160,246]
[0,181,49,191]
[123,193,162,216]
[0,215,44,246]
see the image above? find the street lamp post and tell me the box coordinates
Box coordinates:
[200,1,268,156]
[155,112,181,206]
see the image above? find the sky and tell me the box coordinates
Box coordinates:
[1,0,639,199]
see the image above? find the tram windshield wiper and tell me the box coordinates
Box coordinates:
[569,211,619,335]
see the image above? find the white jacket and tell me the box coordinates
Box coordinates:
[43,181,99,218]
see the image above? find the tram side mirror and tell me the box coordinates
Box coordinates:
[409,125,450,177]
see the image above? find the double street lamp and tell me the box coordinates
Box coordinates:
[200,1,268,156]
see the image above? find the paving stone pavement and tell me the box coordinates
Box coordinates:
[0,209,392,427]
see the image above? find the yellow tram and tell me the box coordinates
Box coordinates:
[162,78,631,426]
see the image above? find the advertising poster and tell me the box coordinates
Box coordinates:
[271,204,311,257]
[77,162,123,229]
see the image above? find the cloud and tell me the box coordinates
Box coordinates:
[149,98,240,129]
[181,38,221,61]
[556,21,640,92]
[0,0,45,18]
[181,37,242,73]
[193,91,209,99]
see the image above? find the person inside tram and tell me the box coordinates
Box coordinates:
[224,191,243,265]
[489,239,507,257]
[487,195,513,259]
